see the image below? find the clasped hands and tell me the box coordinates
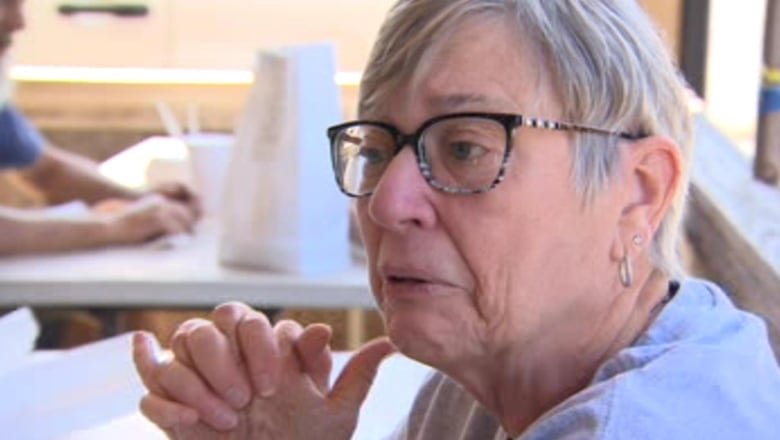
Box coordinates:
[133,303,395,439]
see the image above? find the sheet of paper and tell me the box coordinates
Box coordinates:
[0,307,39,377]
[66,352,432,440]
[0,333,145,440]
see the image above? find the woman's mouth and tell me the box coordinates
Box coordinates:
[380,268,462,300]
[387,275,428,284]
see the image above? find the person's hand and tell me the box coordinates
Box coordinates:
[94,193,197,245]
[132,303,395,439]
[149,181,202,220]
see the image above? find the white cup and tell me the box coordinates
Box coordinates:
[184,132,234,217]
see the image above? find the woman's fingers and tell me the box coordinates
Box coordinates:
[329,337,396,412]
[170,319,211,368]
[184,320,252,409]
[133,331,169,396]
[273,320,305,372]
[169,304,259,410]
[155,358,239,431]
[133,331,238,431]
[139,393,199,431]
[237,315,284,397]
[211,301,257,359]
[296,323,334,392]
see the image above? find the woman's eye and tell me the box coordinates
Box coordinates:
[360,147,387,165]
[448,142,488,162]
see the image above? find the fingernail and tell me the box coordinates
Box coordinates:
[225,385,249,408]
[258,373,274,397]
[215,410,238,430]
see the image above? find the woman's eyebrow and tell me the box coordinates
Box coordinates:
[426,93,511,113]
[429,93,490,108]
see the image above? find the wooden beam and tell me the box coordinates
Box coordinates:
[756,0,780,185]
[687,116,780,358]
[15,81,362,133]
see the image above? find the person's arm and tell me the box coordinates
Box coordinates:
[0,205,113,255]
[19,144,142,204]
[18,144,201,217]
[0,194,196,255]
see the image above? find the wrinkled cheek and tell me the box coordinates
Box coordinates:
[365,269,384,310]
[470,272,514,341]
[358,229,388,316]
[472,274,504,321]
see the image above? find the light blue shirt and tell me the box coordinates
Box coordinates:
[390,279,780,439]
[0,104,45,169]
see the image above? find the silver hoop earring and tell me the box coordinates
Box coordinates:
[619,254,633,288]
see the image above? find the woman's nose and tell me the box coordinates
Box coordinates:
[366,147,437,232]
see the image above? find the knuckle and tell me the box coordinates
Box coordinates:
[188,323,219,346]
[155,361,178,389]
[239,314,271,334]
[273,319,303,341]
[140,397,179,431]
[212,302,246,321]
[139,396,161,423]
[170,337,190,365]
[183,317,212,328]
[273,319,302,333]
[169,330,186,346]
[172,319,209,341]
[169,331,186,351]
[155,359,193,396]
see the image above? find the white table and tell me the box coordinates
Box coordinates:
[0,220,373,309]
[0,135,375,348]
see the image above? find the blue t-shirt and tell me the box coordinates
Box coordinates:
[391,279,780,439]
[0,104,44,169]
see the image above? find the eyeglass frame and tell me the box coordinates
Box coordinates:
[326,112,646,197]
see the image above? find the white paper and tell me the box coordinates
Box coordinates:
[0,333,145,440]
[0,307,39,377]
[66,352,432,440]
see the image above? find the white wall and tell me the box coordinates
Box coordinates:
[705,0,767,153]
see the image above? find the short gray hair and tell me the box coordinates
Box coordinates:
[359,0,693,278]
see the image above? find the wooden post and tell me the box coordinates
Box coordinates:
[756,0,780,185]
[679,0,710,98]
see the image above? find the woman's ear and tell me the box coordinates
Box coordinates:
[617,135,683,246]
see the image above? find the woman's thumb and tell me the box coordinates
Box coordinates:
[328,337,396,410]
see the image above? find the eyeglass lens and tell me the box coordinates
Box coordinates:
[334,116,507,196]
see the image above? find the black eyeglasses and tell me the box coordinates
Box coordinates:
[326,112,645,197]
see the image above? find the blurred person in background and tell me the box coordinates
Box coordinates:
[0,0,200,347]
[0,0,200,255]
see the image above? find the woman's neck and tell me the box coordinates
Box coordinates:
[447,268,673,437]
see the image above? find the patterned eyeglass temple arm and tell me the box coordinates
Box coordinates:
[521,116,646,140]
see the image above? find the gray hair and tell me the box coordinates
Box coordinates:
[359,0,693,279]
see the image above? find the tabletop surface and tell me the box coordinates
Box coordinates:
[0,220,373,309]
[0,135,374,309]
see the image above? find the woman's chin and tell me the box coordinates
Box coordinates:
[384,312,455,366]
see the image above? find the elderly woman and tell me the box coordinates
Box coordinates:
[133,0,780,438]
